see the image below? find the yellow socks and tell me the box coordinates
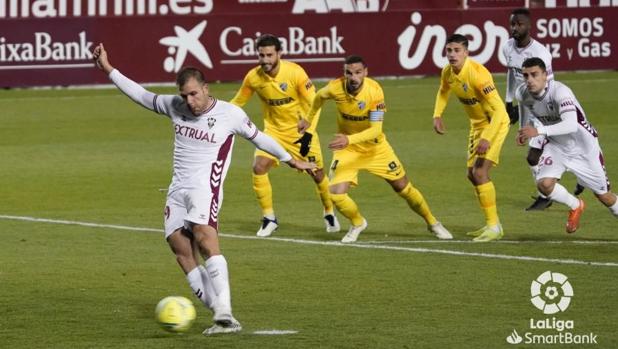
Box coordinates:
[397,183,437,226]
[330,193,364,226]
[252,173,274,217]
[315,177,334,214]
[475,181,499,227]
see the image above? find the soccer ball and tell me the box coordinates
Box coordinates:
[155,296,196,333]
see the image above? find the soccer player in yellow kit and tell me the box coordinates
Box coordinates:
[300,55,452,243]
[432,34,510,242]
[231,34,338,237]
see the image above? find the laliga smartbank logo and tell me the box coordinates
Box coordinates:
[530,270,573,314]
[505,271,598,346]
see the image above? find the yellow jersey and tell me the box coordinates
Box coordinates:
[230,60,318,136]
[308,77,386,153]
[433,58,509,140]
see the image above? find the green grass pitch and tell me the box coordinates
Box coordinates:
[0,72,616,348]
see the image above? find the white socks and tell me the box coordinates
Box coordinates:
[609,200,618,217]
[186,267,214,309]
[206,255,232,316]
[547,183,579,209]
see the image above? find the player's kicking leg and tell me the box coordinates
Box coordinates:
[190,224,242,335]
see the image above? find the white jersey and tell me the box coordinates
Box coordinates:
[151,95,260,193]
[515,80,599,157]
[502,38,553,104]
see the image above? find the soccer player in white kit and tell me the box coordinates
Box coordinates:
[502,8,557,211]
[516,57,618,233]
[92,44,315,335]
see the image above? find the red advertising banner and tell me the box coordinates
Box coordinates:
[0,3,616,87]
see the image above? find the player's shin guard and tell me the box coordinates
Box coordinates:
[316,177,334,214]
[547,183,579,209]
[397,183,437,225]
[187,267,214,310]
[198,265,217,310]
[252,173,274,217]
[205,255,232,316]
[475,182,499,227]
[330,193,364,226]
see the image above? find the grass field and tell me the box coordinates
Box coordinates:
[0,71,616,349]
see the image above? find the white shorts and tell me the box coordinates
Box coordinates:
[163,188,222,238]
[529,134,548,150]
[537,143,611,195]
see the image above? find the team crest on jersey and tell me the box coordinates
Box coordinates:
[279,82,288,91]
[207,117,216,129]
[357,101,366,110]
[462,83,468,92]
[305,80,313,90]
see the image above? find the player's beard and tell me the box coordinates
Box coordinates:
[261,59,279,74]
[346,79,362,94]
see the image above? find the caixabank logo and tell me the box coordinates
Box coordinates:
[506,271,598,346]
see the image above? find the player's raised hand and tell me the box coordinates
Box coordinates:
[433,117,446,134]
[286,158,317,171]
[92,43,114,74]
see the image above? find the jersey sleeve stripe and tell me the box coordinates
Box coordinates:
[247,128,259,140]
[153,95,160,114]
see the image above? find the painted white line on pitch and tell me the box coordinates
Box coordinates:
[0,215,161,233]
[358,239,618,245]
[1,214,617,268]
[253,330,298,335]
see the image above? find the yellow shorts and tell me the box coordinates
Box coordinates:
[329,142,406,186]
[467,122,509,167]
[255,130,325,168]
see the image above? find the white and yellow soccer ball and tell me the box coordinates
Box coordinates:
[155,296,196,333]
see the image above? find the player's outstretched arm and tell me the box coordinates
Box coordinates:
[92,43,158,111]
[92,43,114,75]
[285,158,316,171]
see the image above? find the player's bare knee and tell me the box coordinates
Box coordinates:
[469,170,488,185]
[311,168,324,182]
[252,163,268,175]
[595,192,617,207]
[253,156,273,175]
[192,225,220,257]
[389,177,408,192]
[537,178,555,196]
